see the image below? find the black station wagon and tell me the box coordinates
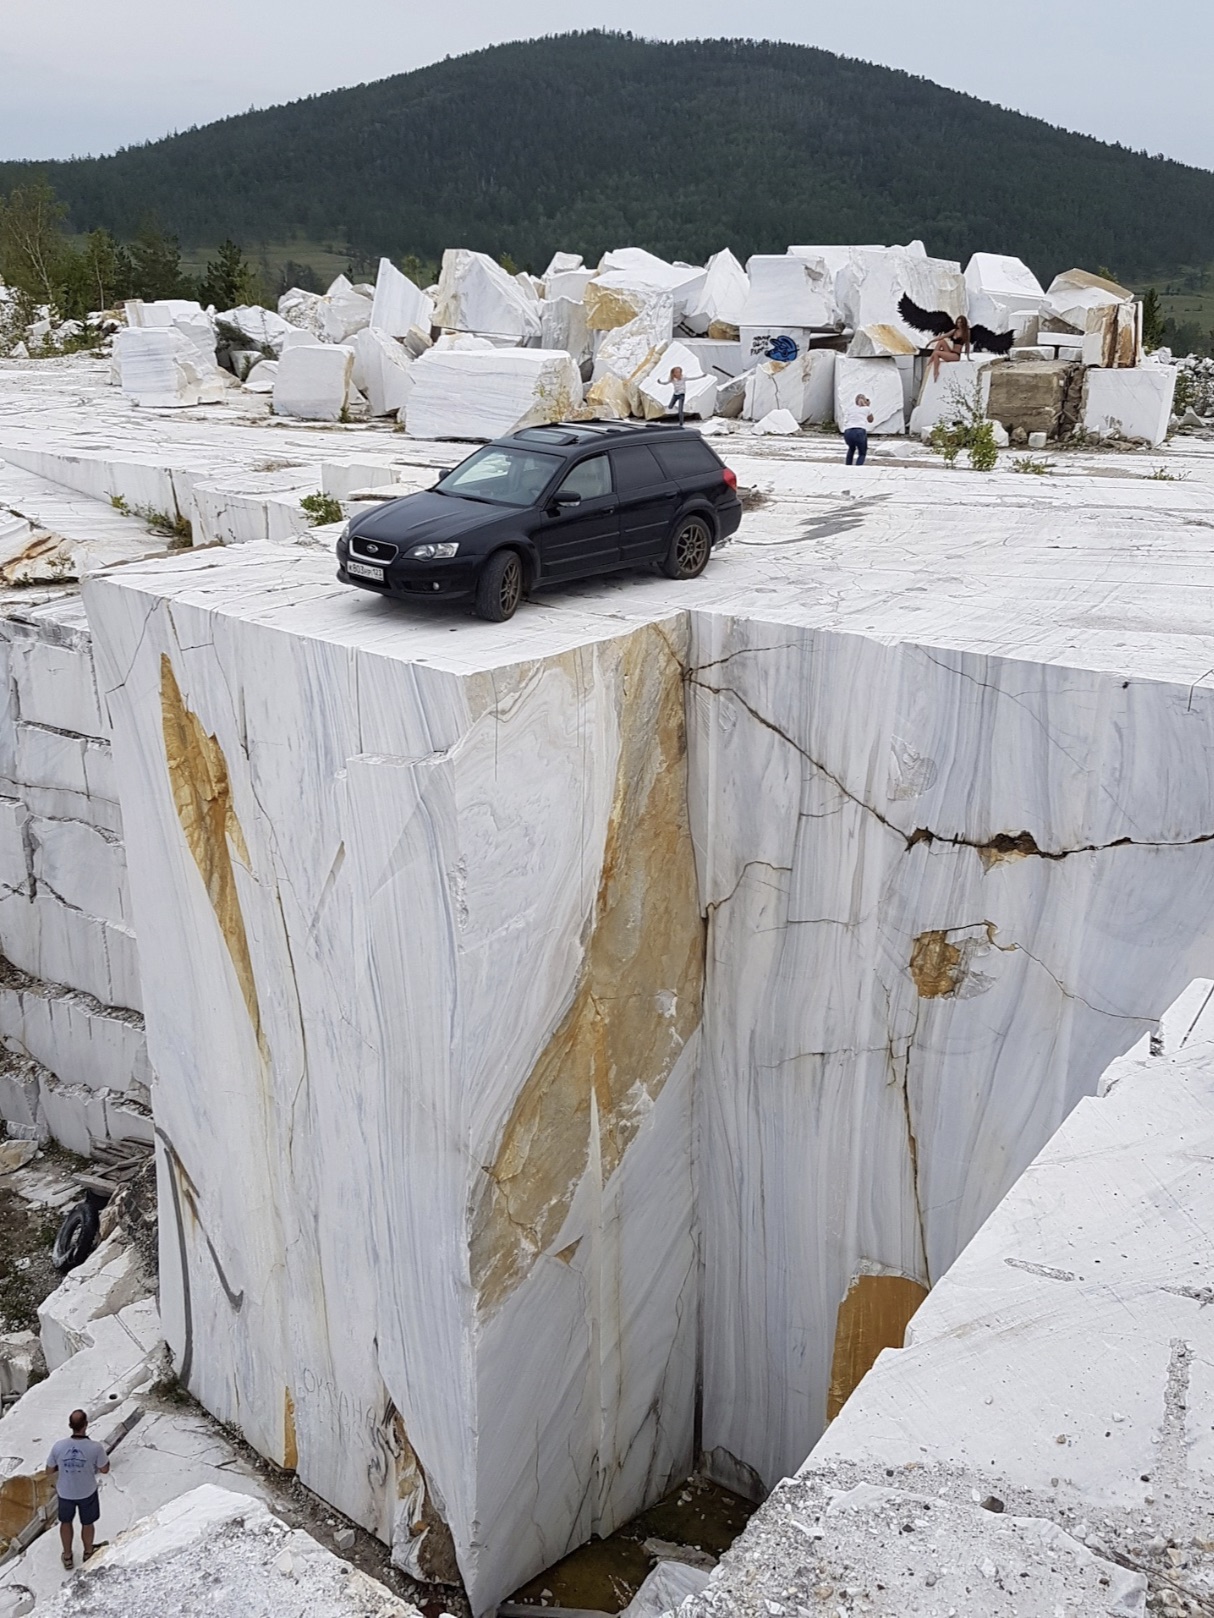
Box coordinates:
[336,421,743,621]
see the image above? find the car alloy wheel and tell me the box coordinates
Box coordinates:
[663,516,712,579]
[474,549,524,622]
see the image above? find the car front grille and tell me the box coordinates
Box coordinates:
[350,535,399,563]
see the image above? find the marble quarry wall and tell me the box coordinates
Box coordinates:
[0,593,151,1150]
[68,547,1214,1613]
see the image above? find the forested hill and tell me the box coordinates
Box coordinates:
[4,32,1213,281]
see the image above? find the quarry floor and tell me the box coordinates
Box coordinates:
[4,358,1214,1617]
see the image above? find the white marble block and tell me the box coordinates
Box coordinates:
[963,252,1045,332]
[1082,363,1176,445]
[833,356,906,433]
[433,249,543,344]
[741,255,838,332]
[683,248,750,335]
[351,327,415,418]
[838,247,966,347]
[908,356,996,437]
[406,347,582,439]
[112,329,224,409]
[743,350,837,423]
[594,248,707,323]
[591,296,676,387]
[370,257,434,338]
[272,344,355,422]
[84,556,703,1613]
[540,295,592,367]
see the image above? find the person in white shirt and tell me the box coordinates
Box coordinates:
[842,394,874,465]
[661,365,688,427]
[47,1408,110,1567]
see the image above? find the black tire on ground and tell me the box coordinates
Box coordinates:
[660,515,713,580]
[474,550,524,622]
[52,1199,100,1273]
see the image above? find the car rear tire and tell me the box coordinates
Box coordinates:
[474,550,524,622]
[660,515,713,580]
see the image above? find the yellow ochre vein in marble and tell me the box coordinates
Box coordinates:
[470,623,706,1317]
[160,653,266,1060]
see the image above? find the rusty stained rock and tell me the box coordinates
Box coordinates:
[0,1468,56,1551]
[583,281,648,332]
[469,622,705,1318]
[391,1411,461,1585]
[159,654,266,1060]
[827,1273,929,1421]
[909,922,1001,1000]
[283,1388,299,1471]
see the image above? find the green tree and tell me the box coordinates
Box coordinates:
[0,181,71,305]
[197,238,261,308]
[400,253,434,289]
[1140,287,1165,350]
[127,222,191,301]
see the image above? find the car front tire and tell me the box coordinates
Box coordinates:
[660,514,713,580]
[474,549,524,622]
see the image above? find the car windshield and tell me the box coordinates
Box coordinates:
[435,446,563,508]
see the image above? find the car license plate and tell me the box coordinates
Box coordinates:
[347,560,384,582]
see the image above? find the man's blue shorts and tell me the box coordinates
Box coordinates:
[57,1490,100,1525]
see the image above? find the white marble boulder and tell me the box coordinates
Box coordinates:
[112,329,225,409]
[272,343,356,421]
[963,252,1045,332]
[433,249,542,345]
[743,350,837,424]
[351,327,415,418]
[682,248,750,336]
[370,257,434,338]
[1082,363,1176,445]
[404,347,582,438]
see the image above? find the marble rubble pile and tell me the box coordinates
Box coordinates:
[677,981,1214,1617]
[33,1485,421,1618]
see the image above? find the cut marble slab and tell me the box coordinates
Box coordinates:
[369,257,434,339]
[683,248,749,336]
[272,343,356,422]
[740,255,837,331]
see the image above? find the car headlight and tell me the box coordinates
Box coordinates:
[407,542,459,560]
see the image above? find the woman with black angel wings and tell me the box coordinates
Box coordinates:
[898,294,1015,380]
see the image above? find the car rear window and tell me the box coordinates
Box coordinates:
[611,445,666,493]
[435,446,562,507]
[653,439,723,479]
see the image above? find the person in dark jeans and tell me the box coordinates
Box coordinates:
[841,393,875,465]
[47,1408,110,1567]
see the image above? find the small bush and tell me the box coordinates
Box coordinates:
[1012,456,1053,475]
[301,491,344,526]
[1147,465,1188,481]
[110,493,192,545]
[926,377,998,472]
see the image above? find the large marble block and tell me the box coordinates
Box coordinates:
[740,255,837,332]
[84,552,703,1614]
[594,248,707,323]
[963,252,1044,331]
[272,343,356,422]
[908,355,995,437]
[837,247,965,348]
[743,350,836,424]
[112,329,224,409]
[686,618,1214,1496]
[683,248,750,336]
[370,257,434,339]
[434,249,543,344]
[1083,362,1175,445]
[406,347,582,439]
[351,327,415,418]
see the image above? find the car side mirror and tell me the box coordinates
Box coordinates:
[551,491,582,510]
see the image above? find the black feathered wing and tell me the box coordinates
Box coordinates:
[970,323,1016,354]
[897,293,957,337]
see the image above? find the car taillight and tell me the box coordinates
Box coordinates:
[722,467,737,489]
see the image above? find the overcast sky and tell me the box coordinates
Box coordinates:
[3,0,1211,170]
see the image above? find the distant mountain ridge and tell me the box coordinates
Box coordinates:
[2,32,1212,281]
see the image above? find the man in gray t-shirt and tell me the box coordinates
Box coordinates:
[46,1409,110,1568]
